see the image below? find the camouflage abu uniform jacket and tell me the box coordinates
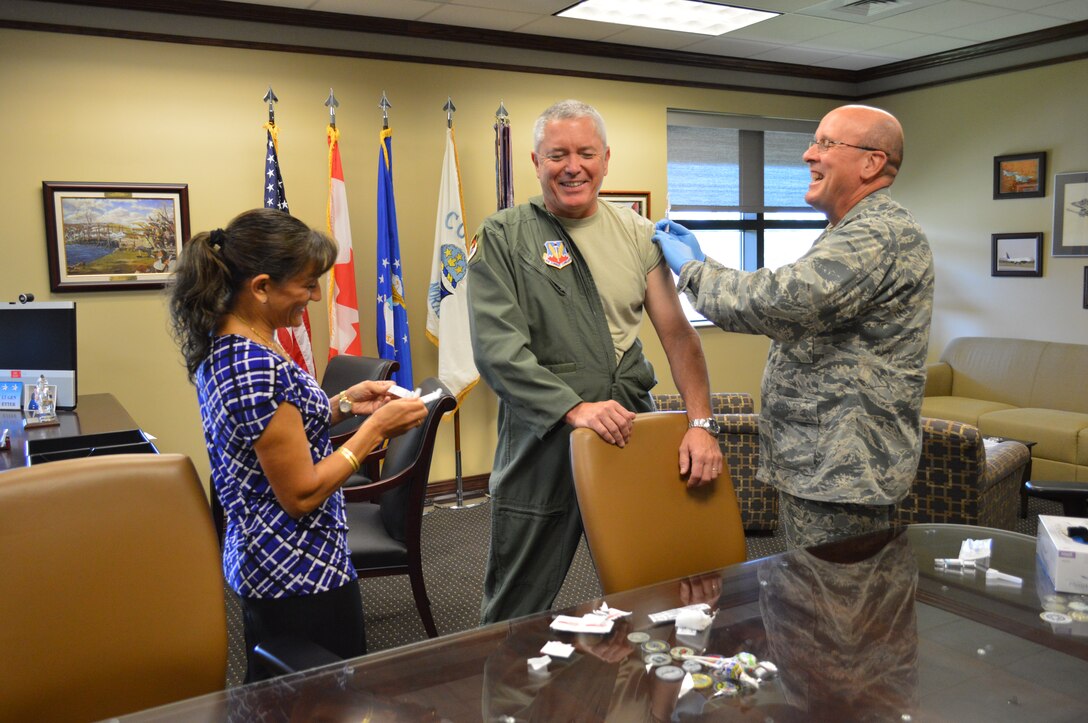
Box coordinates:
[677,190,934,505]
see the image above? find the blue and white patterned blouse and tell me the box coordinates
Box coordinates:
[196,334,356,599]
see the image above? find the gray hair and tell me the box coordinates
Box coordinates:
[533,99,608,152]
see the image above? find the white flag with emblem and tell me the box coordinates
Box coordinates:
[425,127,478,401]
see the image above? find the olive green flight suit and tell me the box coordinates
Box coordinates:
[468,197,657,624]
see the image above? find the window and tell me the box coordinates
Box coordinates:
[666,111,825,325]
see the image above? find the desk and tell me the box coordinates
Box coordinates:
[0,393,149,470]
[121,525,1088,721]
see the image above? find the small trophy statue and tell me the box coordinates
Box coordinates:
[24,374,59,428]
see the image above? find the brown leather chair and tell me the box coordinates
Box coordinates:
[570,411,746,595]
[343,377,456,638]
[0,453,226,722]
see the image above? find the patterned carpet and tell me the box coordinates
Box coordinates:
[223,495,1062,686]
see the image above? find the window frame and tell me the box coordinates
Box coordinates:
[666,110,825,322]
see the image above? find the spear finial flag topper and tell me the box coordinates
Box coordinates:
[444,96,456,129]
[325,88,339,127]
[495,99,509,121]
[379,91,391,129]
[263,85,278,124]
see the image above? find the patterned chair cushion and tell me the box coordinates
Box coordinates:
[651,392,776,532]
[895,417,1030,530]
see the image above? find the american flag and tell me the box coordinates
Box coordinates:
[263,120,316,376]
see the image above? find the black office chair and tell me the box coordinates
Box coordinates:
[342,377,456,639]
[320,354,400,445]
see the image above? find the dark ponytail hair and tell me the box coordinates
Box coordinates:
[167,208,337,381]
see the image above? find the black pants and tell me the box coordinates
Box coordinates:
[241,581,366,682]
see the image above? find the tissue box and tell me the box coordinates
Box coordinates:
[1036,515,1088,594]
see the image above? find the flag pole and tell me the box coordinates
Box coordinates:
[433,95,486,512]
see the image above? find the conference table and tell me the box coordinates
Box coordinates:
[121,524,1088,721]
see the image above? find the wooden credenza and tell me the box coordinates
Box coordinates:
[0,393,155,471]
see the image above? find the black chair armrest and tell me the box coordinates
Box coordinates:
[1024,481,1088,518]
[254,635,343,677]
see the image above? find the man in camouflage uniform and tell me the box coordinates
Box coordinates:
[653,105,934,548]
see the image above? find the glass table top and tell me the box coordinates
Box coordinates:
[121,524,1088,722]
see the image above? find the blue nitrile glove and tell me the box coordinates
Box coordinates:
[652,219,705,274]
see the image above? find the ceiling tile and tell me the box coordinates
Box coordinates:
[874,34,975,59]
[417,3,541,32]
[743,0,824,11]
[749,44,852,65]
[1032,0,1088,22]
[725,13,852,44]
[802,25,923,53]
[815,53,899,71]
[681,36,786,58]
[941,12,1071,42]
[309,0,443,20]
[591,26,713,50]
[513,15,632,42]
[871,0,1014,32]
[967,0,1062,10]
[442,0,570,11]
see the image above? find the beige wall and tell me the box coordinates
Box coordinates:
[2,29,1084,487]
[880,59,1088,354]
[0,29,823,484]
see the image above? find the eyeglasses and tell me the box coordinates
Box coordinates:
[808,137,884,154]
[540,151,602,164]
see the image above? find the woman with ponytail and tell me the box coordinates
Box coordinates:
[169,208,426,681]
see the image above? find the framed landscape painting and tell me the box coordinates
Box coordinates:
[42,181,190,292]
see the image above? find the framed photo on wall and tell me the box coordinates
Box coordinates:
[993,152,1045,199]
[1053,172,1088,257]
[600,190,651,219]
[42,181,190,292]
[991,233,1043,277]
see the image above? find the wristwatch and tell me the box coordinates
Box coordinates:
[338,391,353,415]
[688,417,721,436]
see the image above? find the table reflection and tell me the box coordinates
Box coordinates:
[759,528,918,721]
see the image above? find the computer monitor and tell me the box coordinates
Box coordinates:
[0,301,78,409]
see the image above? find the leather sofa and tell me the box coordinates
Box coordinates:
[922,336,1088,483]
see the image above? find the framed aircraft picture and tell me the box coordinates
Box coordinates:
[993,152,1046,200]
[1053,172,1088,257]
[991,232,1043,277]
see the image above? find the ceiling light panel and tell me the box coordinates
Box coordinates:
[557,0,778,36]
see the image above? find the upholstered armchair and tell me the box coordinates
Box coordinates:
[652,392,778,532]
[650,395,1030,533]
[897,417,1031,530]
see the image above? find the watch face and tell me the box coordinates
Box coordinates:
[691,418,720,435]
[339,396,352,414]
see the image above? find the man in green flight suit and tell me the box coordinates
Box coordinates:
[468,99,722,624]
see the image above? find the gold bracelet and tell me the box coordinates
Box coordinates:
[337,446,360,474]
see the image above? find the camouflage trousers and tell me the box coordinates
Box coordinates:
[778,491,893,550]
